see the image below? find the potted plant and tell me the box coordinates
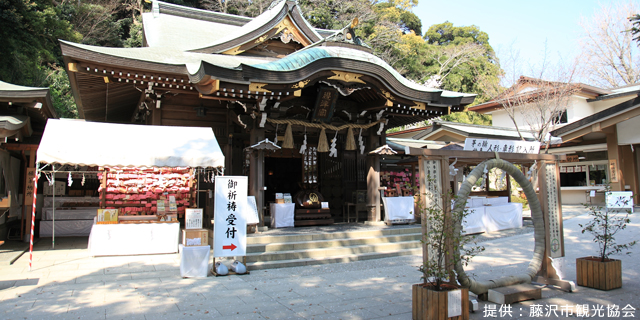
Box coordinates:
[412,177,484,320]
[577,185,637,290]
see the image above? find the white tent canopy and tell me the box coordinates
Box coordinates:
[37,119,225,168]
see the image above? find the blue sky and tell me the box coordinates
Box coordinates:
[413,0,625,81]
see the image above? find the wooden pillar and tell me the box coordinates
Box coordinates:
[536,160,565,280]
[249,128,265,226]
[151,107,162,125]
[604,126,623,191]
[439,156,455,280]
[418,156,428,267]
[635,144,640,205]
[621,145,637,196]
[225,108,233,174]
[366,129,381,222]
[366,155,381,221]
[411,163,419,222]
[410,164,417,187]
[225,134,233,175]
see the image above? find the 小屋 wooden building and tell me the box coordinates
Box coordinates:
[60,0,476,225]
[0,80,58,240]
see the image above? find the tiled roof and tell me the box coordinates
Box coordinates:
[0,80,48,92]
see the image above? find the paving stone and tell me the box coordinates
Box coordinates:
[66,306,106,319]
[258,308,305,320]
[0,207,637,320]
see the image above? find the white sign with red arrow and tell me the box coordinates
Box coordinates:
[213,176,247,257]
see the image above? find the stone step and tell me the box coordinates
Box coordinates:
[245,240,421,263]
[246,226,422,244]
[246,233,421,253]
[247,247,422,270]
[294,219,334,226]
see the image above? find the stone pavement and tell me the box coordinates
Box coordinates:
[0,205,638,320]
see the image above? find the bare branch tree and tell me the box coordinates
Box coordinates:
[478,44,581,152]
[63,0,121,46]
[579,1,640,88]
[421,42,485,86]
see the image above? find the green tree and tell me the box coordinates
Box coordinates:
[440,110,491,126]
[395,22,501,104]
[58,0,123,47]
[0,0,81,85]
[124,16,144,48]
[46,67,78,118]
[371,0,421,35]
[299,0,376,30]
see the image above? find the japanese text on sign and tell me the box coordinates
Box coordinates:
[213,176,247,258]
[464,138,540,154]
[185,208,203,229]
[482,303,636,318]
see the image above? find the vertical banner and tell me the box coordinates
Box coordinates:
[609,159,619,182]
[23,168,35,239]
[214,176,247,257]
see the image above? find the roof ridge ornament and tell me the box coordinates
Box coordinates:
[268,0,289,11]
[322,18,371,49]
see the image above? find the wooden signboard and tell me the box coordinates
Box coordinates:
[561,154,579,163]
[609,159,619,182]
[463,138,540,154]
[312,87,338,123]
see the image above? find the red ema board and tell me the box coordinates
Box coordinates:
[97,167,195,217]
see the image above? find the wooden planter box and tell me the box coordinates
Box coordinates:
[576,256,622,290]
[412,283,469,320]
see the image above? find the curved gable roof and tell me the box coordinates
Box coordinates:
[0,80,57,133]
[188,0,323,54]
[226,46,473,105]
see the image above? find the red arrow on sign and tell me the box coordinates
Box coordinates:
[222,243,237,251]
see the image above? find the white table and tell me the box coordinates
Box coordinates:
[462,203,523,234]
[88,222,179,256]
[467,196,509,207]
[179,244,210,278]
[462,207,486,234]
[468,197,485,208]
[483,203,523,232]
[270,203,295,228]
[382,196,415,221]
[484,197,509,206]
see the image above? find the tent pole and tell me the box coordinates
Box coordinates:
[28,164,39,271]
[52,165,55,250]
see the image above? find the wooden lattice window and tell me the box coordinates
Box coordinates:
[303,146,318,184]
